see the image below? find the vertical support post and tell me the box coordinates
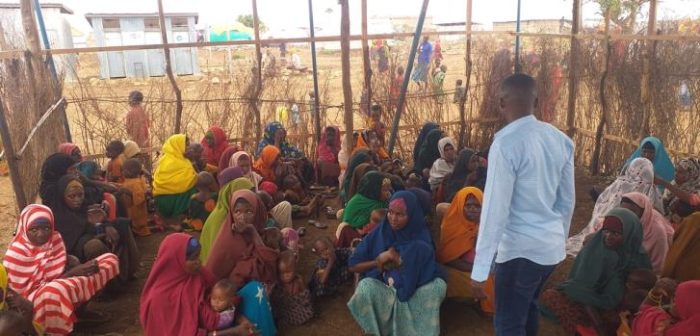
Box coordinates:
[640,0,657,139]
[32,0,72,142]
[157,0,184,134]
[514,0,522,73]
[361,0,372,114]
[308,0,321,145]
[252,0,263,143]
[0,98,28,211]
[591,8,611,175]
[566,0,581,137]
[340,0,354,155]
[387,0,430,155]
[458,0,472,148]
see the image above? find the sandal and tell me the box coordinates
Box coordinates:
[297,227,307,236]
[325,207,337,219]
[309,220,328,229]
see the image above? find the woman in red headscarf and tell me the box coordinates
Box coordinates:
[57,143,82,162]
[316,126,341,186]
[201,126,231,168]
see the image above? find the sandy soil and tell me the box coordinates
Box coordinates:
[0,166,604,336]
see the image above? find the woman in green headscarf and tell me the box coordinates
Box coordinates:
[540,208,652,335]
[340,149,374,206]
[415,129,444,176]
[336,171,392,247]
[199,177,255,263]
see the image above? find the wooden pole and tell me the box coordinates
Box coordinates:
[387,0,431,155]
[566,0,581,137]
[458,0,472,148]
[340,0,354,155]
[591,8,612,175]
[361,0,372,115]
[252,0,263,142]
[640,0,657,139]
[0,98,28,210]
[157,0,184,134]
[20,0,42,72]
[308,0,321,145]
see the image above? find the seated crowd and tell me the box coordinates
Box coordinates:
[2,78,700,336]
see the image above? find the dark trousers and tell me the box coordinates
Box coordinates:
[494,258,556,336]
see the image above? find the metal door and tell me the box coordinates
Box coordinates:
[145,32,165,76]
[104,32,126,78]
[172,31,193,75]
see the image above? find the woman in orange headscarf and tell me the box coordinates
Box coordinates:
[436,187,495,313]
[254,145,281,184]
[353,129,389,161]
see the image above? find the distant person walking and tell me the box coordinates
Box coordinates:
[470,74,575,336]
[125,90,149,148]
[411,35,433,91]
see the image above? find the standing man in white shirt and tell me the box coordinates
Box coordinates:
[471,74,575,336]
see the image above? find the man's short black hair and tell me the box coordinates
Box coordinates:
[500,73,537,99]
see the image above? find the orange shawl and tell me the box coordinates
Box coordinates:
[437,187,483,263]
[353,130,389,160]
[662,212,700,282]
[253,145,280,183]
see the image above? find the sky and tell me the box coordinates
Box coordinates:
[58,0,700,36]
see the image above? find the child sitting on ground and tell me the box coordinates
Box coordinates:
[271,250,314,326]
[188,172,218,231]
[209,279,241,330]
[121,158,151,237]
[262,227,283,251]
[308,236,353,297]
[106,140,127,183]
[282,175,319,218]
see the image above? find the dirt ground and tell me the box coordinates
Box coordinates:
[0,167,604,336]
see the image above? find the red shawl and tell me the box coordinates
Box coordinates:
[667,280,700,335]
[201,126,230,166]
[140,233,219,336]
[317,126,341,163]
[57,143,80,160]
[3,204,67,297]
[204,189,278,287]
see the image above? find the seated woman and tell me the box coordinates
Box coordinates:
[414,129,444,186]
[621,136,675,190]
[662,211,700,282]
[442,149,487,203]
[316,126,342,186]
[659,158,700,224]
[345,163,377,203]
[353,129,389,161]
[40,153,79,207]
[347,191,446,336]
[567,158,662,256]
[254,145,283,184]
[3,204,119,335]
[428,137,457,194]
[50,175,139,281]
[229,151,262,191]
[339,149,374,206]
[153,134,198,231]
[218,146,241,171]
[77,160,120,219]
[620,192,674,274]
[540,208,652,336]
[199,177,255,263]
[633,280,700,335]
[436,187,495,314]
[205,190,279,288]
[201,126,232,172]
[140,233,271,336]
[255,122,303,159]
[337,171,391,248]
[413,123,440,166]
[57,143,82,162]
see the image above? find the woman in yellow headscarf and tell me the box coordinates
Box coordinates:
[436,187,495,314]
[153,134,198,230]
[0,264,43,335]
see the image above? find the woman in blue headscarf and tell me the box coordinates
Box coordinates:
[347,191,446,336]
[622,136,675,186]
[255,122,303,159]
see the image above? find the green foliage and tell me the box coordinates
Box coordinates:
[237,14,267,33]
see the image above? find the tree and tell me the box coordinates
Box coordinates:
[593,0,651,33]
[237,14,267,33]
